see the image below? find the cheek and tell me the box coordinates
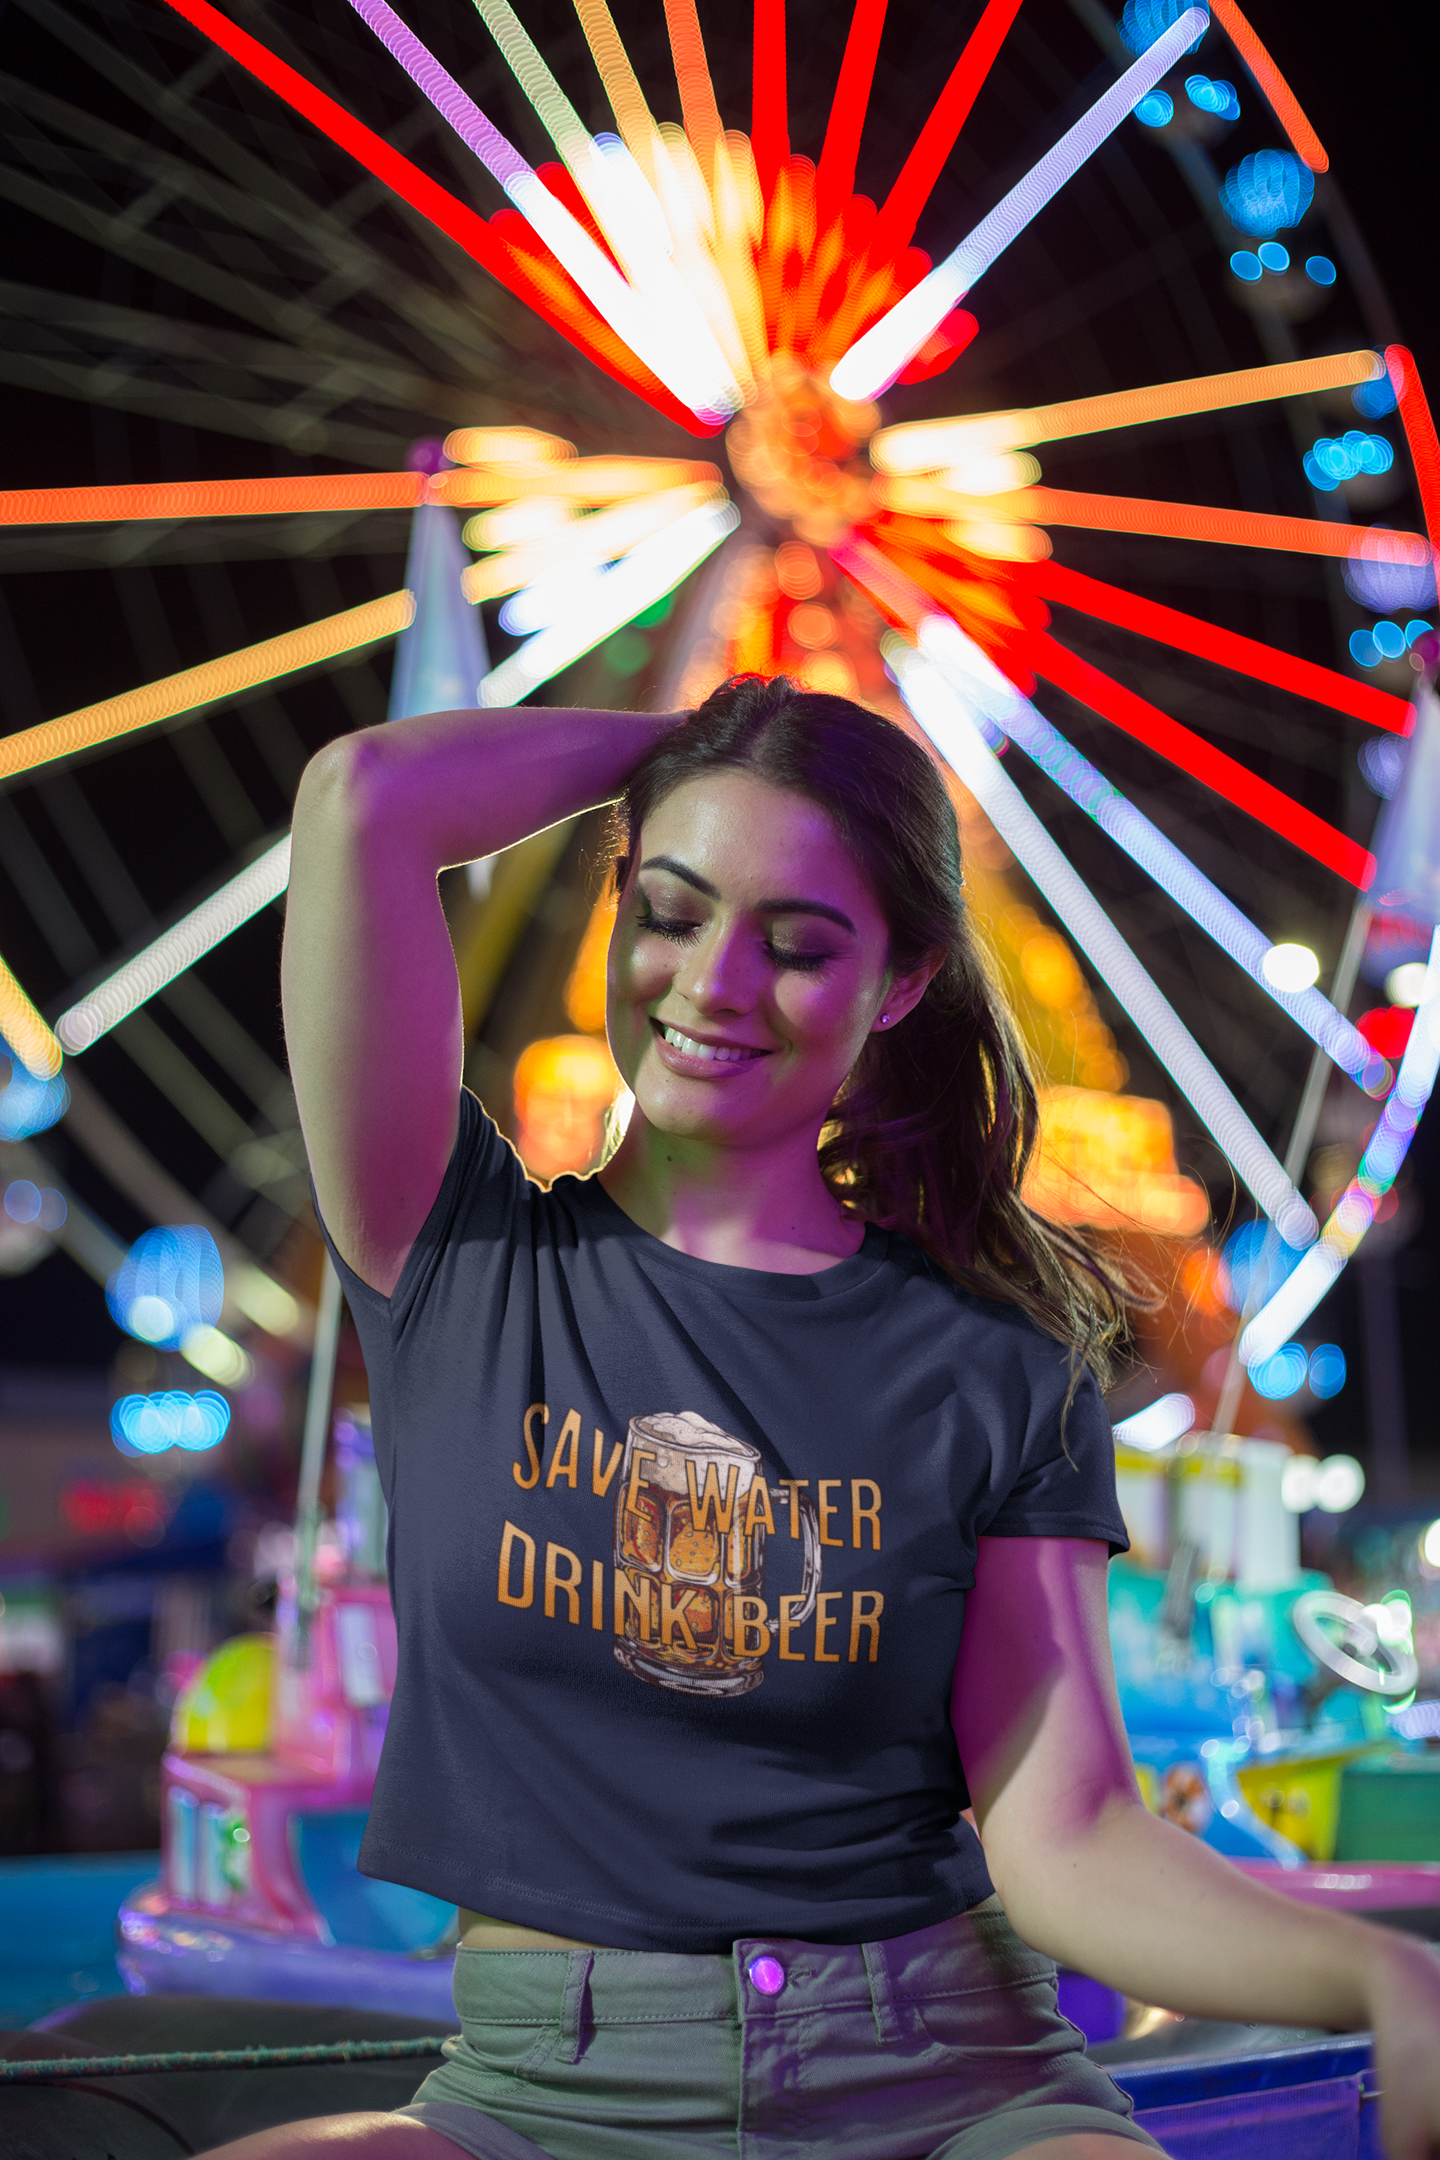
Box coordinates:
[773,972,876,1059]
[607,934,669,1025]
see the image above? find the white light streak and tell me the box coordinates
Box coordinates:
[468,0,745,409]
[886,635,1317,1247]
[1241,928,1440,1364]
[1114,1392,1196,1451]
[479,498,740,708]
[346,0,738,424]
[829,9,1209,401]
[180,1323,254,1388]
[912,617,1379,1086]
[463,483,721,604]
[57,837,292,1053]
[229,1265,304,1341]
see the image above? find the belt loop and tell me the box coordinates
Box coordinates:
[557,1949,594,2064]
[862,1940,900,2045]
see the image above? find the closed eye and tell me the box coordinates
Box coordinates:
[768,945,836,973]
[638,908,703,943]
[639,902,839,972]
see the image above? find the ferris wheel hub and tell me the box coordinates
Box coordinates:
[726,356,880,544]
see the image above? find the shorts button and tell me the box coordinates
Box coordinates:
[747,1955,786,1995]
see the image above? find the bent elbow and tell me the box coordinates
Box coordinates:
[292,729,396,847]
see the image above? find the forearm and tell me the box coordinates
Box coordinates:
[986,1788,1413,2030]
[302,702,679,870]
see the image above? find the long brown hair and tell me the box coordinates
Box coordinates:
[613,674,1133,1386]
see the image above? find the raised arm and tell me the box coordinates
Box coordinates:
[282,703,674,1294]
[953,1536,1440,2160]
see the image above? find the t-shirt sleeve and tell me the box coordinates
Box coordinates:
[982,1358,1129,1555]
[313,1086,527,1363]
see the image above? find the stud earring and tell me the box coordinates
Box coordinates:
[880,1013,890,1026]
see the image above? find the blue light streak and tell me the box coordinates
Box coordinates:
[1118,0,1208,55]
[1353,375,1398,419]
[106,1225,225,1350]
[1304,431,1394,490]
[111,1389,231,1455]
[1308,1343,1346,1398]
[1250,1342,1308,1399]
[1185,73,1239,117]
[1220,150,1314,235]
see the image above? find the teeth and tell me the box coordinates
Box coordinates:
[662,1025,761,1064]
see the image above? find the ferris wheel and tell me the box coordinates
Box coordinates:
[0,0,1436,1427]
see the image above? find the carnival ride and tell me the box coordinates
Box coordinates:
[1,0,1439,2068]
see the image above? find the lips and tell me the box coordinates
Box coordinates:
[652,1020,770,1072]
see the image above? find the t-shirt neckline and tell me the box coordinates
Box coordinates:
[558,1169,893,1302]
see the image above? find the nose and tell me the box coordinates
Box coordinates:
[673,921,755,1016]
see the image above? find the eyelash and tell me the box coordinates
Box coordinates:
[638,909,834,974]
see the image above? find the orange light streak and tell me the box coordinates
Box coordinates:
[872,476,1431,567]
[815,0,887,229]
[1386,346,1440,562]
[663,0,724,180]
[873,539,1036,679]
[572,0,662,183]
[0,473,424,529]
[871,349,1385,468]
[433,458,720,507]
[444,427,575,465]
[0,592,413,784]
[712,133,772,380]
[1034,636,1376,888]
[0,953,63,1079]
[1208,0,1327,172]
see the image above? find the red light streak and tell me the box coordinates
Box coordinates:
[1033,636,1376,887]
[816,0,888,230]
[1026,559,1415,736]
[868,0,1024,264]
[155,0,703,434]
[1386,346,1440,562]
[896,307,979,385]
[752,0,789,198]
[1357,1008,1414,1059]
[1208,0,1328,172]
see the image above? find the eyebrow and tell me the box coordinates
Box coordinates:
[638,854,857,935]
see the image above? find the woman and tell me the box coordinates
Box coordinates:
[212,677,1440,2160]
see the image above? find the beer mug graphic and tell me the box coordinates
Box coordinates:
[613,1411,821,1696]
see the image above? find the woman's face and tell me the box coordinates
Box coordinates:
[607,770,928,1154]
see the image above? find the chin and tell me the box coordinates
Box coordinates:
[632,1078,749,1142]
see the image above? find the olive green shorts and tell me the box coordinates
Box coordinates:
[398,1897,1162,2160]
